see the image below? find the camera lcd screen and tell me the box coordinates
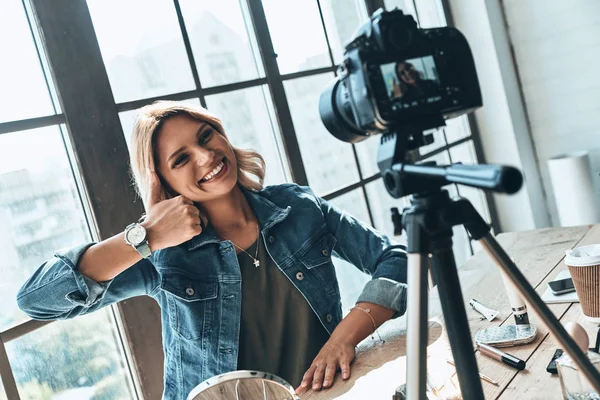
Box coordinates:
[381,56,442,106]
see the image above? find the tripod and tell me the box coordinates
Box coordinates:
[378,132,600,399]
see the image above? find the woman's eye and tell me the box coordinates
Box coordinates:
[173,155,188,167]
[199,130,213,144]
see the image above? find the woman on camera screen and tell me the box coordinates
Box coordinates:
[17,101,408,399]
[391,61,441,103]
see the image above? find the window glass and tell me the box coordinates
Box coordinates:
[414,0,447,28]
[284,73,360,195]
[87,0,196,103]
[262,0,331,73]
[449,140,491,224]
[0,126,89,331]
[205,86,290,186]
[178,0,265,87]
[384,0,417,19]
[445,115,472,144]
[0,387,6,400]
[366,178,410,242]
[0,0,55,122]
[6,311,136,400]
[319,0,368,64]
[355,136,381,179]
[329,190,371,314]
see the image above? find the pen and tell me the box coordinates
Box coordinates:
[477,342,526,370]
[446,359,499,386]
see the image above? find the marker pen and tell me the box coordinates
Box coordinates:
[477,342,526,370]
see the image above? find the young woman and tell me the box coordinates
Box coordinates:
[17,101,408,399]
[391,61,440,103]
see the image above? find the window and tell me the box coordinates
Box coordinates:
[262,0,331,73]
[284,73,360,194]
[0,0,56,122]
[0,3,138,398]
[178,0,265,88]
[87,0,197,103]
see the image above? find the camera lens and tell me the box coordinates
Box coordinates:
[318,79,368,143]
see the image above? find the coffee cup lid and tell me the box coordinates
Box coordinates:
[565,244,600,266]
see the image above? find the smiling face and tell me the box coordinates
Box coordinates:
[396,62,418,85]
[154,114,238,203]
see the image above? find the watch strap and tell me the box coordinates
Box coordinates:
[135,241,152,258]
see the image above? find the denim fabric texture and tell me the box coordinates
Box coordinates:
[17,183,408,400]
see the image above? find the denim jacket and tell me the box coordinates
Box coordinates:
[17,184,408,400]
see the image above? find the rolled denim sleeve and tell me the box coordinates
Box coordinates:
[17,243,159,320]
[308,187,408,318]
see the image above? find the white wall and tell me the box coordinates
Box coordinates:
[449,0,551,232]
[501,0,600,226]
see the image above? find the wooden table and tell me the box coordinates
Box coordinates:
[302,224,600,399]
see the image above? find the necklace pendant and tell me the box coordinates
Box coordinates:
[253,259,260,268]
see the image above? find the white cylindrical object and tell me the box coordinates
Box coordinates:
[548,152,600,227]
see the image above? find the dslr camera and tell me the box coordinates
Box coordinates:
[319,8,482,145]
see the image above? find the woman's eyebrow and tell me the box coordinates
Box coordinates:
[167,146,187,163]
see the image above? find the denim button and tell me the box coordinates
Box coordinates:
[321,249,329,256]
[326,314,333,322]
[186,287,195,296]
[296,272,304,281]
[268,236,275,243]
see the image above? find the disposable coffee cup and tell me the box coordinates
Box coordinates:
[565,245,600,323]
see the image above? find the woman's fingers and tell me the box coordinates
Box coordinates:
[311,363,326,390]
[297,365,317,394]
[340,358,351,380]
[322,363,337,388]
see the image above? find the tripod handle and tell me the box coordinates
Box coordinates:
[396,163,523,194]
[445,164,523,194]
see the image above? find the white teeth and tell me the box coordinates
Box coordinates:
[201,161,224,182]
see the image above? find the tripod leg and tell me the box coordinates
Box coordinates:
[429,238,485,400]
[406,252,430,399]
[480,233,600,393]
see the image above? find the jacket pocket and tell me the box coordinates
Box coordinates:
[161,271,218,340]
[299,231,337,270]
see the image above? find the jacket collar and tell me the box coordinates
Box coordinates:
[187,186,291,251]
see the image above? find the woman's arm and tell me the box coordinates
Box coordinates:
[295,185,407,393]
[16,243,159,320]
[17,174,206,320]
[80,173,206,282]
[296,301,394,393]
[310,186,408,317]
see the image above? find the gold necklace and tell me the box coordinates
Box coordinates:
[221,225,261,267]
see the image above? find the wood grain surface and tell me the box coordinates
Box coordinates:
[302,225,595,399]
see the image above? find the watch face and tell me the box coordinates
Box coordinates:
[126,224,146,246]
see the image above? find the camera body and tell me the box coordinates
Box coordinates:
[319,8,482,143]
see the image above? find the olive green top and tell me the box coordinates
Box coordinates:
[236,235,331,388]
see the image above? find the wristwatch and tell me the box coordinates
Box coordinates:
[124,222,152,258]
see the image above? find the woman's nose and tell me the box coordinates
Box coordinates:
[193,147,215,167]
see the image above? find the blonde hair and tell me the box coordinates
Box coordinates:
[129,100,266,207]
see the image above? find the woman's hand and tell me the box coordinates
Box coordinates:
[296,337,355,394]
[142,172,207,251]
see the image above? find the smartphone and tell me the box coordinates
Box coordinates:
[546,349,563,374]
[548,277,575,295]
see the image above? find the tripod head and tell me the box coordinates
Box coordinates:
[376,124,524,200]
